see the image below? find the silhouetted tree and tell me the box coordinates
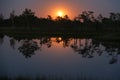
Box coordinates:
[22,8,35,16]
[77,11,95,23]
[97,14,103,22]
[110,12,116,21]
[0,14,4,21]
[21,8,35,27]
[47,15,52,20]
[117,13,120,21]
[0,13,4,27]
[63,15,69,20]
[10,10,15,27]
[1,9,120,33]
[55,16,63,21]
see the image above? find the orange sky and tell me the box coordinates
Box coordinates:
[35,4,83,19]
[1,0,120,19]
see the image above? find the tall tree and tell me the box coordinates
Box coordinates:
[22,8,35,16]
[110,12,116,21]
[47,15,52,20]
[63,15,69,20]
[97,14,103,22]
[0,13,4,27]
[10,10,15,27]
[21,8,35,27]
[0,13,4,21]
[77,11,95,23]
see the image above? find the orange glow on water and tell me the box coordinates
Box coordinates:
[57,37,62,41]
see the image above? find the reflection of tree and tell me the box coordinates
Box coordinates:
[55,37,71,48]
[81,39,93,58]
[18,40,39,58]
[63,38,71,48]
[71,38,78,52]
[106,47,118,64]
[39,37,52,48]
[10,38,16,49]
[70,38,120,64]
[0,34,4,45]
[56,37,62,43]
[71,39,94,58]
[8,36,120,64]
[39,37,71,48]
[93,39,120,64]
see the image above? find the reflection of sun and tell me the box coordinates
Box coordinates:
[57,11,63,17]
[58,37,62,41]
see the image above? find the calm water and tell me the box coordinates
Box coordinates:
[0,35,120,80]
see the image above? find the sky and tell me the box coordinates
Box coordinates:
[0,0,120,19]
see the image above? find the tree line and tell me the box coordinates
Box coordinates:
[0,8,120,32]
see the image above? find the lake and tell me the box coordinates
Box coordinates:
[0,35,120,80]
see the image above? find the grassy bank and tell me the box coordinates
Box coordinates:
[0,27,120,41]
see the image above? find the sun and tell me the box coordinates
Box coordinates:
[57,11,63,17]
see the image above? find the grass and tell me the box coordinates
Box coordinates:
[1,27,119,37]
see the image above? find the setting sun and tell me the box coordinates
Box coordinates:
[50,7,72,19]
[57,11,64,17]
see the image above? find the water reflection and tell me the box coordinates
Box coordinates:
[10,38,16,49]
[71,39,94,58]
[106,47,118,64]
[1,35,120,64]
[0,34,4,45]
[0,35,120,80]
[18,40,39,58]
[39,36,52,48]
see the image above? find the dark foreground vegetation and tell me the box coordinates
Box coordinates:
[0,8,120,32]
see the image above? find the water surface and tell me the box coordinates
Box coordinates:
[0,35,120,80]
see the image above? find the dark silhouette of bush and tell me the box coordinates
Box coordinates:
[0,9,120,33]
